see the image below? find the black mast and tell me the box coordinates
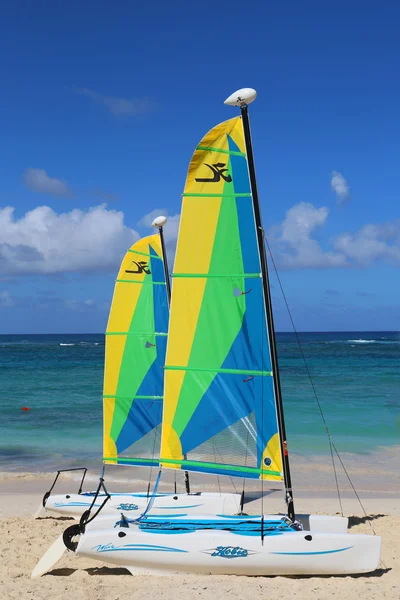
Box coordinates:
[240,102,295,521]
[157,222,191,495]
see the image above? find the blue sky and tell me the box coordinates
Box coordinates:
[1,0,400,333]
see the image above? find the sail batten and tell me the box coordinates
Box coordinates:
[127,248,163,259]
[105,331,168,336]
[164,366,272,376]
[196,145,246,157]
[103,233,168,467]
[160,116,283,482]
[172,273,260,279]
[182,193,251,198]
[115,279,166,285]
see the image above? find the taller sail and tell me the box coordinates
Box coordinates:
[160,117,283,481]
[103,234,168,467]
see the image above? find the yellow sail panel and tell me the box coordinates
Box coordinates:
[161,116,283,481]
[103,233,168,467]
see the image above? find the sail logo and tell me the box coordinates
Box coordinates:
[125,260,151,275]
[116,503,139,511]
[195,162,232,183]
[208,546,250,558]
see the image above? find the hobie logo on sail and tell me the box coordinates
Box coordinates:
[125,261,151,275]
[209,546,249,558]
[195,162,232,183]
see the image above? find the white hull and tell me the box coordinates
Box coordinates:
[42,491,241,517]
[74,518,381,575]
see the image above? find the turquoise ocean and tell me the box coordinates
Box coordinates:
[0,332,399,474]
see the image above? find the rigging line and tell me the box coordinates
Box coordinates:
[260,286,265,544]
[263,236,346,517]
[331,442,386,568]
[213,444,239,495]
[331,442,377,535]
[241,427,250,514]
[148,404,162,493]
[213,445,222,496]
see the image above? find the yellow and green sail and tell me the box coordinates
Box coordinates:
[160,116,283,481]
[103,234,168,467]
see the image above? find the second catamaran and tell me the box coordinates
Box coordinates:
[40,222,240,518]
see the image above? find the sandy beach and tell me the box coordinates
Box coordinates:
[1,463,399,600]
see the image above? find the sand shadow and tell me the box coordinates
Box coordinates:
[47,568,76,576]
[46,565,391,579]
[86,566,131,576]
[47,566,131,577]
[348,514,386,527]
[37,516,75,521]
[283,567,391,580]
[350,567,391,579]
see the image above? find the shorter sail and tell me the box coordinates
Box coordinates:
[103,234,168,467]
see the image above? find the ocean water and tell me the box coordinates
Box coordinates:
[0,332,399,474]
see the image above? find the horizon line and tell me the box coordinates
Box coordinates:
[0,330,398,336]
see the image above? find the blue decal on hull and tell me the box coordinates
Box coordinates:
[211,546,249,558]
[271,546,354,556]
[81,492,169,498]
[115,503,139,511]
[156,504,204,510]
[53,502,100,508]
[92,543,187,553]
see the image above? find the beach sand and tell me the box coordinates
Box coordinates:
[0,470,399,600]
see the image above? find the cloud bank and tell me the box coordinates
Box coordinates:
[269,202,400,269]
[1,202,400,278]
[0,204,138,275]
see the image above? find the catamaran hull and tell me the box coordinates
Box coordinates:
[75,527,381,576]
[42,492,241,517]
[43,492,348,534]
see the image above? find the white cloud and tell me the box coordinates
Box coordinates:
[331,171,350,204]
[268,202,347,269]
[268,202,400,270]
[334,221,400,264]
[23,168,71,197]
[75,88,158,116]
[0,291,14,307]
[0,204,139,275]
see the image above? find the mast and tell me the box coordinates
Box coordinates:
[225,89,295,521]
[152,216,191,495]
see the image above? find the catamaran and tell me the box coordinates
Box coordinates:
[39,221,240,519]
[59,88,381,576]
